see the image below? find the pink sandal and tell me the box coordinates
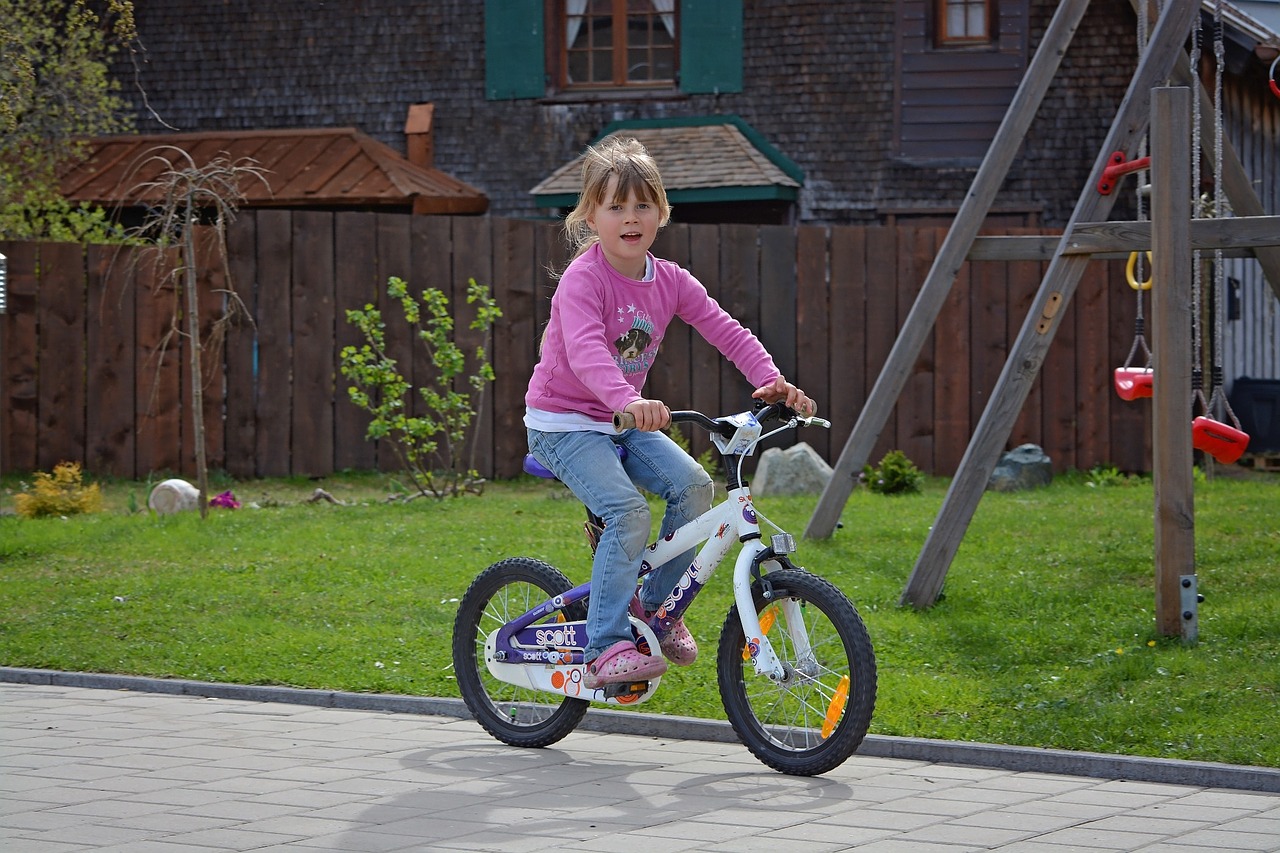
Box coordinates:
[630,596,699,666]
[584,640,667,689]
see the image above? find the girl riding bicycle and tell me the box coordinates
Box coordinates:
[524,135,816,690]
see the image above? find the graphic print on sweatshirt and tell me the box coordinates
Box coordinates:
[613,305,657,375]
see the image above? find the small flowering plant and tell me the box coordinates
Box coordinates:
[209,490,240,509]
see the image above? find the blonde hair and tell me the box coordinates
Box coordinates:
[562,135,671,263]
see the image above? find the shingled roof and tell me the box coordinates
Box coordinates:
[530,116,803,208]
[59,127,488,214]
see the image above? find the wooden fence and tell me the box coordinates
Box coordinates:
[1,211,1152,482]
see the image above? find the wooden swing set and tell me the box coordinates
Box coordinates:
[805,0,1280,641]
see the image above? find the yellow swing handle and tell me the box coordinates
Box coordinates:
[1126,251,1153,291]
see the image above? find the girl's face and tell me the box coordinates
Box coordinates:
[586,175,661,280]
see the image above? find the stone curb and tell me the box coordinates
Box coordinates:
[4,666,1277,793]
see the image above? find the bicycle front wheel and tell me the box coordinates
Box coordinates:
[452,557,589,748]
[717,569,876,776]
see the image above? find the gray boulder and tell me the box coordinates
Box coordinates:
[987,444,1053,492]
[753,442,833,496]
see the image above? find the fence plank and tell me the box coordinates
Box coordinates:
[291,210,335,477]
[864,227,898,466]
[828,226,867,463]
[135,251,182,477]
[333,211,379,471]
[719,223,760,419]
[86,244,136,478]
[375,212,412,472]
[2,242,40,473]
[1075,249,1111,471]
[759,224,797,456]
[897,227,937,470]
[198,228,228,476]
[1008,233,1045,449]
[38,243,86,470]
[760,224,797,381]
[651,224,693,416]
[795,225,831,460]
[255,209,293,477]
[453,216,494,479]
[935,254,972,474]
[688,224,721,457]
[179,228,229,478]
[224,211,258,478]
[492,217,537,479]
[1041,258,1079,472]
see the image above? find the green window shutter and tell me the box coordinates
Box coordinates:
[484,0,544,100]
[679,0,743,94]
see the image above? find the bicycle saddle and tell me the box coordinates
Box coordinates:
[523,445,626,480]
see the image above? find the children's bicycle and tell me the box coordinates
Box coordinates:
[451,402,876,776]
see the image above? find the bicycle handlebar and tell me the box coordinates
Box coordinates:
[612,403,808,434]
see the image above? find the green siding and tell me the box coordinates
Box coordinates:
[680,0,743,94]
[484,0,544,100]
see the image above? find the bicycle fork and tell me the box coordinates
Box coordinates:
[734,539,812,683]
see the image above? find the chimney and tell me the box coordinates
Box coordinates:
[405,103,434,169]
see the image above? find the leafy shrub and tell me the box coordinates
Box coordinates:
[863,450,924,495]
[15,462,104,518]
[341,276,501,499]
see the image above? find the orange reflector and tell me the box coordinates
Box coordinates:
[822,675,850,739]
[743,608,778,661]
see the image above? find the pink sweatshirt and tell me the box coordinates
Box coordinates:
[526,243,780,422]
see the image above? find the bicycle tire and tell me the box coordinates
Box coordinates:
[716,569,876,776]
[452,557,589,748]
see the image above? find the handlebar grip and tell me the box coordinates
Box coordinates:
[613,411,636,431]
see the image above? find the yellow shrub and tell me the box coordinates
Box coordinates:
[14,462,104,519]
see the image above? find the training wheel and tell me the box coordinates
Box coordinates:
[1114,367,1154,401]
[1191,416,1250,464]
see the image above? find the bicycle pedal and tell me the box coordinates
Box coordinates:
[601,680,649,699]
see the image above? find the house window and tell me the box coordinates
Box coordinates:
[937,0,991,46]
[484,0,740,100]
[562,1,677,89]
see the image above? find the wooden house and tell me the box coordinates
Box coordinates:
[6,0,1275,480]
[107,1,1277,379]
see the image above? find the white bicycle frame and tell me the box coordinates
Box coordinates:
[487,410,824,704]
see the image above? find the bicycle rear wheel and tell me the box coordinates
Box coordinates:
[452,557,589,748]
[717,569,876,776]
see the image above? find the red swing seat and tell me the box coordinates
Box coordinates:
[1191,416,1250,465]
[1114,367,1154,401]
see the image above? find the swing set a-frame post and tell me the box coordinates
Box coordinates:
[805,1,1280,640]
[891,0,1201,610]
[801,0,1093,541]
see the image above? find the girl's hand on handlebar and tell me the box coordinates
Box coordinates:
[752,377,817,418]
[623,399,671,431]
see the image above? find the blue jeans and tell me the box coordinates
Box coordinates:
[527,426,713,661]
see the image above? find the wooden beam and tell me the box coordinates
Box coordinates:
[1150,87,1196,640]
[967,216,1280,260]
[804,0,1093,540]
[899,0,1202,609]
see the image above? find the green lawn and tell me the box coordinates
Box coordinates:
[2,467,1277,768]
